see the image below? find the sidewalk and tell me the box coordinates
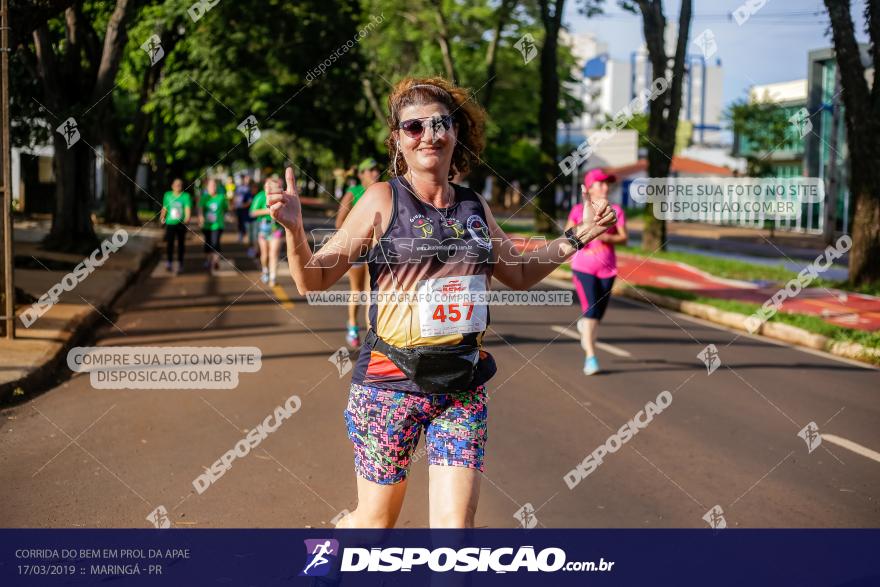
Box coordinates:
[0,220,161,404]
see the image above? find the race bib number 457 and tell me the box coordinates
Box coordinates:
[417,274,488,337]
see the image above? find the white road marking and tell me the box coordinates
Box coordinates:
[822,434,880,464]
[656,276,701,289]
[550,325,632,357]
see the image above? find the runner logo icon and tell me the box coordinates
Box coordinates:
[300,539,339,576]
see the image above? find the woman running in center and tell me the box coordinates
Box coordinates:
[268,77,616,528]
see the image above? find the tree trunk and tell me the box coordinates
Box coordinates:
[45,133,98,252]
[432,0,457,82]
[362,78,386,125]
[102,140,139,225]
[637,0,692,252]
[31,0,135,251]
[643,68,674,251]
[846,131,880,284]
[642,136,672,251]
[823,0,880,285]
[848,186,880,285]
[536,0,564,233]
[483,0,515,112]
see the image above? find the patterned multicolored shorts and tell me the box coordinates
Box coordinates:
[343,383,488,485]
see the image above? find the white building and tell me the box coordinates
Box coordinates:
[749,79,807,106]
[562,30,725,147]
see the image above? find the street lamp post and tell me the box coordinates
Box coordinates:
[0,0,14,339]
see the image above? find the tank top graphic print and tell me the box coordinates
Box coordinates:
[350,176,497,393]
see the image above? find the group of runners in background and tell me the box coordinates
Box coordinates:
[159,174,284,285]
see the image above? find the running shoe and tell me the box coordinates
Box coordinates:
[583,356,599,375]
[260,269,269,284]
[165,261,173,272]
[268,274,276,287]
[346,325,360,349]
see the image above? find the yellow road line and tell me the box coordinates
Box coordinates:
[273,283,295,310]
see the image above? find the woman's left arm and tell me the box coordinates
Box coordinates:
[479,197,616,290]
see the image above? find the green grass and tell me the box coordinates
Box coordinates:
[639,285,880,355]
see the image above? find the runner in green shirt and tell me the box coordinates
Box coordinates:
[336,157,380,348]
[200,178,228,274]
[160,178,192,274]
[250,177,284,286]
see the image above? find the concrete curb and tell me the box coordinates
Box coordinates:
[549,268,879,366]
[0,232,161,406]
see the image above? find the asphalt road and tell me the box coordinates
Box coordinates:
[1,234,878,529]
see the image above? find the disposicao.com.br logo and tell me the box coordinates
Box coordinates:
[300,539,340,577]
[299,539,614,575]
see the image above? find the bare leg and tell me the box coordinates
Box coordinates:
[579,317,598,358]
[335,475,408,529]
[347,265,366,327]
[268,237,281,282]
[428,465,481,528]
[258,236,269,271]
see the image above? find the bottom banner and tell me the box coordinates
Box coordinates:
[1,529,878,586]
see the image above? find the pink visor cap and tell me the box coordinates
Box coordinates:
[583,168,616,190]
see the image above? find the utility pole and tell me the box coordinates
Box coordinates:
[0,0,14,339]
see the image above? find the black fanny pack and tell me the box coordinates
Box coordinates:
[365,329,479,394]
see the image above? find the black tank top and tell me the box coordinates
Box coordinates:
[350,176,497,393]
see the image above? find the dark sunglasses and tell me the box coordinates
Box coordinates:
[398,115,454,139]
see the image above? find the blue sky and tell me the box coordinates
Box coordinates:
[565,0,869,108]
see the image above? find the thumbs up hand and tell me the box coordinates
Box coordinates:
[579,186,617,242]
[268,166,303,231]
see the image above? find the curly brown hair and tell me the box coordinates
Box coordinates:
[384,77,487,181]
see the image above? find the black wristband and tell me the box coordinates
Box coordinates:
[564,226,586,250]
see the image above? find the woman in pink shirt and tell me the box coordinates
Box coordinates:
[564,169,628,375]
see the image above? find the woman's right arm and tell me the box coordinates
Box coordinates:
[335,192,354,229]
[269,168,390,294]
